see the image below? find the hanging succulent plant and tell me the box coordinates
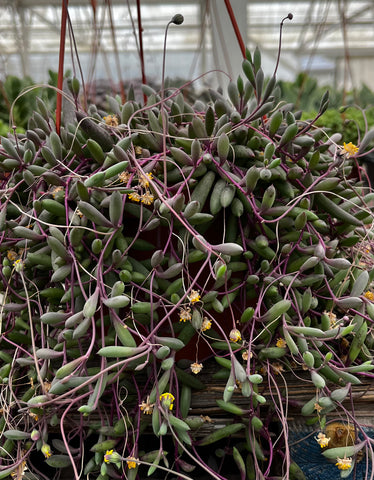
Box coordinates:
[0,47,374,480]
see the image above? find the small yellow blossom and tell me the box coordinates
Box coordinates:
[141,191,154,205]
[315,432,330,448]
[242,349,253,361]
[11,460,27,479]
[188,290,201,304]
[118,171,131,184]
[29,411,38,421]
[128,192,141,202]
[104,449,113,463]
[51,186,64,199]
[336,456,352,470]
[7,250,18,262]
[134,146,143,156]
[127,457,139,469]
[201,415,213,423]
[160,392,175,410]
[314,402,323,413]
[104,449,122,467]
[139,172,153,188]
[43,380,51,393]
[341,142,359,158]
[190,362,203,374]
[104,115,119,127]
[179,306,192,322]
[271,362,284,375]
[13,258,24,272]
[276,338,287,348]
[41,443,52,458]
[229,328,242,343]
[324,310,337,328]
[75,208,83,218]
[260,365,268,376]
[201,317,212,331]
[364,291,374,301]
[139,395,154,415]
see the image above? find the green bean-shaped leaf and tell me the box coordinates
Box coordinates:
[322,441,365,460]
[98,345,147,357]
[78,201,113,227]
[197,423,245,446]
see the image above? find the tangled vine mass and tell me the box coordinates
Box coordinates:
[0,48,374,479]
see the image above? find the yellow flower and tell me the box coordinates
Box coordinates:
[13,258,24,273]
[160,392,175,410]
[7,250,18,262]
[41,443,52,458]
[201,317,212,331]
[276,338,286,348]
[104,115,119,127]
[139,172,153,188]
[29,411,38,421]
[104,449,113,463]
[104,449,122,467]
[141,190,154,205]
[139,395,154,415]
[260,365,267,376]
[336,456,352,470]
[242,349,253,361]
[179,306,192,322]
[128,192,141,202]
[118,171,131,184]
[11,460,27,479]
[229,328,242,343]
[126,457,139,469]
[190,362,203,374]
[271,362,284,375]
[134,146,143,156]
[51,186,64,199]
[188,289,201,304]
[324,310,337,328]
[341,142,359,157]
[43,380,51,393]
[314,402,323,413]
[364,291,374,301]
[315,432,330,448]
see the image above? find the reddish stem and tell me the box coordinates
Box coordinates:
[224,0,246,58]
[56,0,69,135]
[107,0,126,103]
[136,0,147,103]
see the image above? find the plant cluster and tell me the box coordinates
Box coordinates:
[303,106,374,148]
[0,48,374,480]
[278,72,374,112]
[0,71,58,133]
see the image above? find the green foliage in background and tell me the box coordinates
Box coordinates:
[278,71,374,111]
[303,107,374,145]
[0,70,58,130]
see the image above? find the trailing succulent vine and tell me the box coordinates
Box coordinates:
[0,47,374,479]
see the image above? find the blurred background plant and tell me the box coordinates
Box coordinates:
[0,70,59,133]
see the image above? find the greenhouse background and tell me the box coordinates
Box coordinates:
[1,0,374,93]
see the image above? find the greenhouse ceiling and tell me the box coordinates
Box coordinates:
[0,0,373,89]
